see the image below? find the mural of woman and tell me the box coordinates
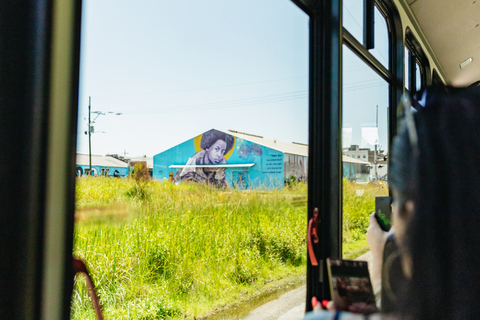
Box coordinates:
[174,129,235,187]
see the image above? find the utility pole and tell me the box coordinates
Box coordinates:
[374,105,378,180]
[88,96,92,175]
[85,96,122,176]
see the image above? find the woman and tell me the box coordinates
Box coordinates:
[303,86,480,319]
[174,129,235,187]
[396,87,480,319]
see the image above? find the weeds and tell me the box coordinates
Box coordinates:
[342,179,388,255]
[72,178,307,319]
[72,177,383,319]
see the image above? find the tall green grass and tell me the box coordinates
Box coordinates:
[72,178,307,319]
[342,179,388,258]
[72,177,386,319]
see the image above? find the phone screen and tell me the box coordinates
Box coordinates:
[326,259,377,314]
[375,196,392,232]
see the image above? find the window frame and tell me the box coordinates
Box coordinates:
[0,0,82,319]
[405,28,431,94]
[292,0,404,311]
[432,69,445,88]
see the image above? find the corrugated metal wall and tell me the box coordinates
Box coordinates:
[284,153,308,181]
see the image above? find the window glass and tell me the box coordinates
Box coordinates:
[343,0,364,44]
[342,45,389,259]
[369,7,389,69]
[405,47,410,90]
[416,62,422,91]
[73,1,309,318]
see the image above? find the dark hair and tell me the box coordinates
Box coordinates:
[395,87,480,319]
[200,130,234,153]
[389,121,416,209]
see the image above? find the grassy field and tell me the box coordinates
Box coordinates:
[342,179,388,258]
[72,177,386,319]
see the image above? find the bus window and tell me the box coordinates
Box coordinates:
[416,62,422,91]
[405,47,411,91]
[72,1,309,318]
[343,0,364,45]
[369,6,389,70]
[405,30,430,94]
[342,45,389,259]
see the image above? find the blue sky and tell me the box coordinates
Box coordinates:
[77,0,390,157]
[77,0,309,157]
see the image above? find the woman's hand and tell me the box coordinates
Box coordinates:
[366,212,388,259]
[326,300,336,311]
[366,212,389,298]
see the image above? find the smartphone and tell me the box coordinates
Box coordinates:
[326,258,377,314]
[375,196,392,232]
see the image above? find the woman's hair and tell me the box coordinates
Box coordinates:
[200,130,234,153]
[389,121,416,211]
[395,87,480,319]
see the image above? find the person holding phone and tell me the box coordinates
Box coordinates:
[303,87,480,320]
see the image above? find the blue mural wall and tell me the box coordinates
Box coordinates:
[76,165,128,178]
[153,129,284,189]
[342,162,370,181]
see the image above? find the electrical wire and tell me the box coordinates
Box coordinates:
[90,75,308,98]
[122,91,307,115]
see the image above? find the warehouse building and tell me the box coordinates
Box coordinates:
[76,154,129,177]
[153,129,370,189]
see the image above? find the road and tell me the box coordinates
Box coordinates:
[241,285,306,320]
[240,251,373,320]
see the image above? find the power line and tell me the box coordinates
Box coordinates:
[344,6,363,34]
[344,82,388,92]
[82,81,387,117]
[343,78,386,88]
[122,91,307,115]
[90,75,308,98]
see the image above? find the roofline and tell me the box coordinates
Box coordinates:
[220,129,308,157]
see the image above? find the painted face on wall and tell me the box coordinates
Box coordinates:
[205,139,227,164]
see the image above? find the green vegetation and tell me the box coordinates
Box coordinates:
[72,177,386,319]
[72,178,307,319]
[342,179,388,258]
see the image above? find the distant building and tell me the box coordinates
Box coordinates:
[153,129,370,189]
[128,156,154,177]
[342,153,371,181]
[76,154,128,177]
[344,145,370,161]
[343,145,387,181]
[153,129,304,189]
[106,154,154,177]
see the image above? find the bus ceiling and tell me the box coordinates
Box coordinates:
[402,0,480,87]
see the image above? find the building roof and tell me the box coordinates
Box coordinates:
[223,129,309,157]
[342,155,370,165]
[225,130,370,165]
[128,156,153,169]
[155,128,371,165]
[76,154,128,167]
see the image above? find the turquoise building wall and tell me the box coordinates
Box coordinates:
[76,165,128,177]
[153,130,284,189]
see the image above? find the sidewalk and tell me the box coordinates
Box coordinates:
[241,251,373,320]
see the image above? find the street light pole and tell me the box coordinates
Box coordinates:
[374,105,378,180]
[88,96,92,175]
[85,97,122,176]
